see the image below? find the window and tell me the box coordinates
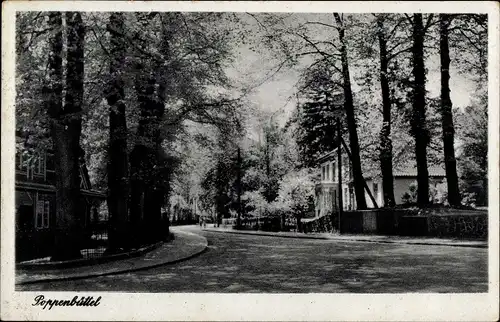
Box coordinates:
[17,152,46,178]
[17,152,29,173]
[43,201,50,228]
[373,182,379,196]
[349,188,354,210]
[326,164,330,181]
[33,154,45,176]
[35,198,50,229]
[46,153,55,172]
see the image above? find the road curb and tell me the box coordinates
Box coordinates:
[17,241,165,270]
[203,228,487,249]
[16,232,208,285]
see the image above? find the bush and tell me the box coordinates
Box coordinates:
[430,179,448,205]
[274,168,315,222]
[461,192,477,208]
[402,180,449,205]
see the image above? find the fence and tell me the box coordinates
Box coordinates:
[229,216,297,232]
[80,220,109,259]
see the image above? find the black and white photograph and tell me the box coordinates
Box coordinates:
[1,1,499,321]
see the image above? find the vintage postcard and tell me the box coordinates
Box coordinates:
[1,1,499,321]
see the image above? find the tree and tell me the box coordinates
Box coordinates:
[248,13,369,209]
[455,89,488,206]
[126,12,244,240]
[408,13,431,205]
[375,14,396,207]
[292,62,343,168]
[274,168,316,231]
[105,12,131,251]
[333,13,367,210]
[236,147,243,228]
[439,14,461,206]
[46,12,86,260]
[200,134,239,225]
[261,119,283,203]
[449,14,487,81]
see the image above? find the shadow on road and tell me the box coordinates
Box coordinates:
[18,228,488,293]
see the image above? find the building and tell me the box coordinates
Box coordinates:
[15,137,106,261]
[315,147,446,217]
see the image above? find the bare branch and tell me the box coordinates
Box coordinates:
[386,17,407,40]
[316,40,341,52]
[456,27,483,54]
[304,21,339,30]
[293,32,339,58]
[387,46,412,61]
[246,12,269,32]
[423,13,435,32]
[386,37,409,55]
[89,26,111,57]
[296,50,341,58]
[404,13,413,25]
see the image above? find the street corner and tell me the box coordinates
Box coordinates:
[15,229,209,286]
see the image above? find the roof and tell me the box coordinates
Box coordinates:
[317,148,446,178]
[393,165,446,177]
[316,148,339,164]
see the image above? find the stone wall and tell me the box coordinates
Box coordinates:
[302,213,336,233]
[339,208,487,240]
[300,208,487,239]
[427,213,487,239]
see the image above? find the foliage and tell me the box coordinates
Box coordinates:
[429,179,448,205]
[401,182,418,204]
[291,62,344,167]
[241,190,270,217]
[274,168,316,219]
[14,11,490,248]
[455,87,488,205]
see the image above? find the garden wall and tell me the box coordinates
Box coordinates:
[340,208,488,240]
[427,213,487,239]
[302,214,335,233]
[340,209,400,235]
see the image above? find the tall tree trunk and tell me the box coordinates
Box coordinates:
[411,14,430,205]
[439,14,461,206]
[48,12,85,260]
[333,13,367,210]
[129,145,147,245]
[131,13,176,244]
[264,128,272,202]
[106,13,130,251]
[236,147,242,229]
[131,69,156,244]
[376,15,396,207]
[148,15,174,240]
[131,65,166,243]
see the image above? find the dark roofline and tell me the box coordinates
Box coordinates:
[393,174,446,178]
[16,182,106,199]
[316,147,339,164]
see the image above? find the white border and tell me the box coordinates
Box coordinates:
[2,1,499,321]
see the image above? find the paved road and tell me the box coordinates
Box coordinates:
[18,226,488,293]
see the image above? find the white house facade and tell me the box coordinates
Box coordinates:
[315,147,447,217]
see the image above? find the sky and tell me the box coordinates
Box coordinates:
[223,13,479,134]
